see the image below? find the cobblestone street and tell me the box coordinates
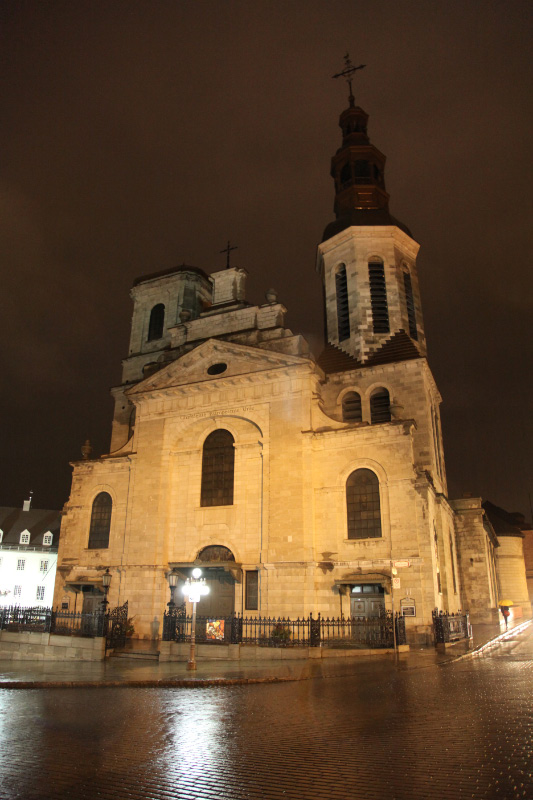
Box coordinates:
[1,624,531,800]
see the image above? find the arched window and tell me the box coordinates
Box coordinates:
[147,303,165,341]
[197,545,235,562]
[342,392,362,422]
[346,469,382,539]
[370,388,391,424]
[335,264,350,342]
[403,270,418,340]
[368,260,389,333]
[201,430,235,507]
[88,492,112,549]
[354,160,371,182]
[340,162,352,187]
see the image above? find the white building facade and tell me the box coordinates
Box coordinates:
[0,502,61,608]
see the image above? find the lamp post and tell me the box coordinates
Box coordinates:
[167,570,178,609]
[101,568,112,612]
[181,567,210,671]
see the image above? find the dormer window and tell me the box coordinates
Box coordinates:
[20,531,30,545]
[43,533,53,547]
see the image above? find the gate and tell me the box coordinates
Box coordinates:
[105,601,128,652]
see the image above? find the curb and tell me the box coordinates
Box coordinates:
[0,675,298,690]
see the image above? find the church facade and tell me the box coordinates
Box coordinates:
[54,97,529,644]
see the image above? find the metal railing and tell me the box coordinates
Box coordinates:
[162,609,406,649]
[0,605,106,638]
[432,610,471,644]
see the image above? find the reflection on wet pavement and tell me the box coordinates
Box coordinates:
[0,624,531,799]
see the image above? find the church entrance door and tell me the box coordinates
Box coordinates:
[350,583,385,618]
[81,587,103,614]
[200,570,235,618]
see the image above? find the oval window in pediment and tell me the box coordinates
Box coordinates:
[207,362,227,375]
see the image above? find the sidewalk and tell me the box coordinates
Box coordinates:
[0,617,530,689]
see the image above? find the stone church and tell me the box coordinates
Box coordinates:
[54,95,530,644]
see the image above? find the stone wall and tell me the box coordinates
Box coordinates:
[0,631,106,661]
[452,498,499,623]
[496,534,532,617]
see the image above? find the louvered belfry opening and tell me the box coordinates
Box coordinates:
[335,264,350,341]
[368,260,389,334]
[88,492,112,549]
[342,391,362,422]
[346,468,382,539]
[403,271,418,340]
[147,303,165,341]
[201,430,235,507]
[370,387,391,424]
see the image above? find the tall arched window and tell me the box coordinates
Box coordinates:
[346,469,382,539]
[370,388,391,424]
[201,430,235,507]
[368,260,389,333]
[342,392,362,422]
[335,264,350,342]
[147,303,165,341]
[403,270,418,340]
[88,492,112,549]
[340,162,352,187]
[354,160,371,182]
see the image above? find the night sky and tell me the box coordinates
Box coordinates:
[2,1,532,517]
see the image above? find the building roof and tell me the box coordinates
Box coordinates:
[0,507,61,547]
[482,501,527,539]
[322,209,413,242]
[317,331,421,375]
[132,264,210,287]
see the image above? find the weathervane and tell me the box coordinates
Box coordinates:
[332,54,366,107]
[220,240,238,270]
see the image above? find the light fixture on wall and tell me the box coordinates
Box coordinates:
[167,570,178,609]
[101,568,112,611]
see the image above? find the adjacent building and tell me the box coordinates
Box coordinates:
[0,497,61,608]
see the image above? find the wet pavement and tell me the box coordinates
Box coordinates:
[0,617,528,688]
[0,621,531,799]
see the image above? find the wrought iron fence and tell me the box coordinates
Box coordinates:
[0,605,106,638]
[320,611,406,648]
[162,609,406,649]
[432,610,471,644]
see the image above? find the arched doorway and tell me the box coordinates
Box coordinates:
[196,545,237,617]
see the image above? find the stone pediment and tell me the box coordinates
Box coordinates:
[126,339,311,395]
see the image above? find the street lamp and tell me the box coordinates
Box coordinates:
[101,568,112,612]
[167,570,178,609]
[181,567,210,671]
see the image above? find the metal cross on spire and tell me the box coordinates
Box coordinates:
[332,54,366,107]
[220,240,238,270]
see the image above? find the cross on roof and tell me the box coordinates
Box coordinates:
[220,240,238,270]
[332,54,366,106]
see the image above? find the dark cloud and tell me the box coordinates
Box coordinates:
[1,0,532,515]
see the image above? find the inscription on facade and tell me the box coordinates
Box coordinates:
[180,406,256,420]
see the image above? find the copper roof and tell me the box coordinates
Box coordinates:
[317,331,421,374]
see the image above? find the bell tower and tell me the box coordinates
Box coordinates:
[317,64,427,364]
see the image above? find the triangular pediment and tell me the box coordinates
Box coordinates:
[126,339,311,396]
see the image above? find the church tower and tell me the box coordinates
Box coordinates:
[316,72,447,500]
[317,96,427,364]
